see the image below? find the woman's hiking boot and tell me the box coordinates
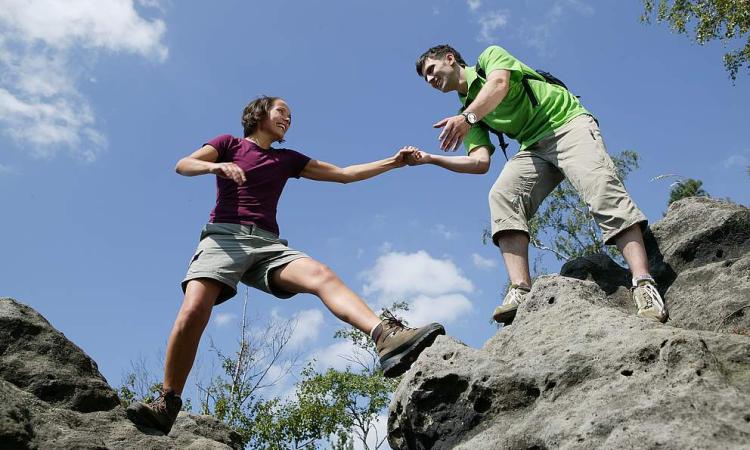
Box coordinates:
[126,390,182,434]
[374,310,445,378]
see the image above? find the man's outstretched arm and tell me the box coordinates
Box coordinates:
[300,147,415,183]
[407,146,491,174]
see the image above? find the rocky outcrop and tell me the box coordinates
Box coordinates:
[388,197,750,449]
[0,297,243,450]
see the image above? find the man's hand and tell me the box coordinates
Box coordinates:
[433,115,470,152]
[209,162,246,184]
[405,150,432,166]
[394,146,419,167]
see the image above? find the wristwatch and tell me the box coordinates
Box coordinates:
[462,111,478,125]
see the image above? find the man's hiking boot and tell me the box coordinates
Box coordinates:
[492,284,531,325]
[126,390,182,434]
[374,310,445,378]
[632,278,668,323]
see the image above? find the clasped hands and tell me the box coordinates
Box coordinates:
[395,113,469,166]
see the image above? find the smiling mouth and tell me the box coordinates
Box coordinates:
[276,123,287,132]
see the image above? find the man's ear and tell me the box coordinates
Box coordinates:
[445,53,455,66]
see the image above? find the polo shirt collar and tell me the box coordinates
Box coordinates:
[459,65,481,104]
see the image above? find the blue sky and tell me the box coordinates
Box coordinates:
[1,0,748,445]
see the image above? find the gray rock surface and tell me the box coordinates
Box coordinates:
[0,297,243,450]
[388,198,750,449]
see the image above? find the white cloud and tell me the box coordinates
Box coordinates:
[287,309,325,348]
[721,152,750,169]
[0,0,168,161]
[431,224,458,240]
[311,340,360,371]
[472,253,498,270]
[378,241,393,254]
[477,11,510,43]
[521,0,595,54]
[467,0,482,11]
[362,250,473,299]
[405,294,473,326]
[213,312,236,327]
[0,164,12,175]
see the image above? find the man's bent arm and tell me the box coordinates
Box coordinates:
[411,147,491,174]
[463,69,511,120]
[301,149,411,184]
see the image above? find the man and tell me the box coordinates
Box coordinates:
[126,96,445,434]
[411,44,667,326]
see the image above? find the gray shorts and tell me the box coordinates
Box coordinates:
[182,223,309,305]
[488,114,647,246]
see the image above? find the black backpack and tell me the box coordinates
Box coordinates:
[463,62,574,160]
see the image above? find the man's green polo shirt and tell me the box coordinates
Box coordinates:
[461,45,590,154]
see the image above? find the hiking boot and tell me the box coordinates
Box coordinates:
[126,390,182,434]
[374,310,445,378]
[492,284,531,324]
[632,278,668,323]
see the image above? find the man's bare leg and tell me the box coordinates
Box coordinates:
[496,230,533,288]
[613,224,651,279]
[163,278,221,395]
[271,257,380,333]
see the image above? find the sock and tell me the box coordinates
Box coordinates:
[370,322,383,342]
[632,274,655,287]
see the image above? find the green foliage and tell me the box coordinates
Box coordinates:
[198,301,404,449]
[117,356,165,408]
[668,177,710,205]
[247,365,396,450]
[527,150,640,263]
[641,0,750,80]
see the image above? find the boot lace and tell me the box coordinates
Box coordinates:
[381,309,411,336]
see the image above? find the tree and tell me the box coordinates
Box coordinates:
[641,0,750,80]
[668,177,710,204]
[245,304,407,450]
[197,289,300,446]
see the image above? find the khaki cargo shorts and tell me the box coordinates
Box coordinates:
[182,222,309,305]
[488,114,646,246]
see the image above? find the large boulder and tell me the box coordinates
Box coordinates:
[0,297,243,450]
[388,198,750,449]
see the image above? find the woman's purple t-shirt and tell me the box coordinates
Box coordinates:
[206,134,311,235]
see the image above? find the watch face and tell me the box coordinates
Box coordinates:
[467,112,478,124]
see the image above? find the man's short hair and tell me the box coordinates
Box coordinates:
[415,44,467,77]
[241,95,283,139]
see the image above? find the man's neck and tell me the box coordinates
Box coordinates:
[246,133,273,149]
[457,66,469,95]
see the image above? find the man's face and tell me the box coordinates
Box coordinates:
[421,54,459,93]
[261,99,292,141]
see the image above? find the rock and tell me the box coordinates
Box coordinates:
[0,298,120,413]
[0,297,243,450]
[646,197,750,286]
[388,198,750,449]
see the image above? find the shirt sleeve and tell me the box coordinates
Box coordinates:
[463,125,495,156]
[478,45,525,82]
[204,134,234,161]
[285,149,312,178]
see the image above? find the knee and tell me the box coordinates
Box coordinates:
[307,262,340,293]
[176,296,213,330]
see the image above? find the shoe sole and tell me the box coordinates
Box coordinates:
[126,403,171,434]
[492,305,518,324]
[380,323,445,378]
